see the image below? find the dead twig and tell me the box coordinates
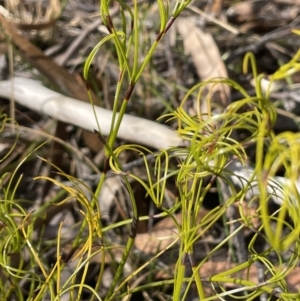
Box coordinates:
[55,5,119,66]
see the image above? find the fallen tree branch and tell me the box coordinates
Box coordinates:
[0,77,182,150]
[1,77,299,208]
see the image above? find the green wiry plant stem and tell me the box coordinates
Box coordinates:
[83,1,193,300]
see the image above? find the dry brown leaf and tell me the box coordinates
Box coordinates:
[134,229,180,254]
[274,0,300,4]
[226,1,264,23]
[134,208,211,255]
[176,17,230,110]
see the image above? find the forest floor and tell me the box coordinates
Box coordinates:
[1,1,300,300]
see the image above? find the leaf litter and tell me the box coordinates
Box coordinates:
[0,0,300,300]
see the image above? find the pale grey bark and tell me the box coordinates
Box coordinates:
[0,77,299,207]
[0,77,182,150]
